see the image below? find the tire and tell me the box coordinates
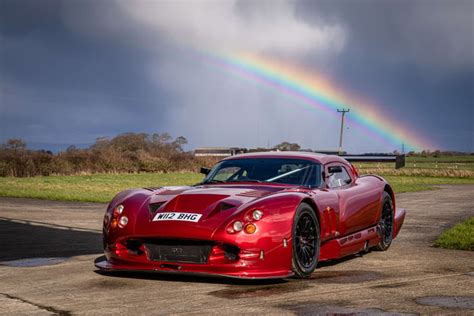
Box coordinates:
[291,203,320,278]
[375,192,394,251]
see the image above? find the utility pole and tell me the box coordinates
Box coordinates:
[337,108,350,155]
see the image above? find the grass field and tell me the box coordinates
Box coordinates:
[0,155,472,203]
[0,157,472,251]
[355,155,474,173]
[0,171,473,203]
[435,217,474,251]
[0,173,202,203]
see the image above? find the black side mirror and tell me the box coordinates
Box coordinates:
[327,166,343,174]
[200,167,211,175]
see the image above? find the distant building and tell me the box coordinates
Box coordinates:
[194,147,403,168]
[314,149,347,155]
[194,147,346,157]
[194,147,248,157]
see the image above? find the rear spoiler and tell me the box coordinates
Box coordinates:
[341,155,405,169]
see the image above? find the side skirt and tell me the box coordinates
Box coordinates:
[319,207,406,261]
[319,225,379,261]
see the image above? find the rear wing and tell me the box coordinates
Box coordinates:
[341,155,405,169]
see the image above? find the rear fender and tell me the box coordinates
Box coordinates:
[393,208,406,238]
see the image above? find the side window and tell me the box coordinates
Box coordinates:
[327,165,352,189]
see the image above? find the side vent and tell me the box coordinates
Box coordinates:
[149,201,166,216]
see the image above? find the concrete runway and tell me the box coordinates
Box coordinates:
[0,185,473,315]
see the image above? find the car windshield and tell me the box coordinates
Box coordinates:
[203,158,321,187]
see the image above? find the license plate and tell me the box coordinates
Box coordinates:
[152,212,202,222]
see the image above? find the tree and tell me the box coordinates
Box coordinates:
[172,136,188,153]
[275,141,301,151]
[4,138,26,150]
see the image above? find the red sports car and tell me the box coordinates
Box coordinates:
[96,152,405,279]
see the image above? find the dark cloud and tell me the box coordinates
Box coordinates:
[294,0,473,151]
[0,0,176,146]
[0,0,61,37]
[296,0,474,70]
[0,0,472,152]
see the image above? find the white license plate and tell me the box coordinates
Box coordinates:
[152,212,202,222]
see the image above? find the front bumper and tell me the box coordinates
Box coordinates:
[94,257,293,279]
[95,238,293,279]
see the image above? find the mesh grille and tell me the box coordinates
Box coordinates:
[143,240,214,264]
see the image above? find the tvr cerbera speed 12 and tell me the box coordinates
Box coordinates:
[96,152,405,279]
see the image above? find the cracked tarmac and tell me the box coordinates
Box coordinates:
[0,185,473,315]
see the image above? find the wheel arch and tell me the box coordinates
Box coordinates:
[383,183,396,210]
[301,197,321,228]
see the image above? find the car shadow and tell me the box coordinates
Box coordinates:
[0,219,102,262]
[93,255,287,285]
[93,252,371,285]
[317,252,366,267]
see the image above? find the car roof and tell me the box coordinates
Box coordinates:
[222,151,349,165]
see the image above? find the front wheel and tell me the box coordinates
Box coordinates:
[375,192,394,251]
[292,203,320,278]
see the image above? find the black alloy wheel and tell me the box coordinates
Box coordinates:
[292,203,320,278]
[375,192,394,251]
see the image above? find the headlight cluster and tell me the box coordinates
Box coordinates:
[227,209,263,234]
[109,204,128,229]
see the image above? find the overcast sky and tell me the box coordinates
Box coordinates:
[1,0,473,153]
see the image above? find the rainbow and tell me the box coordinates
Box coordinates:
[202,52,434,151]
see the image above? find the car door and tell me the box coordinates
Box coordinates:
[325,162,379,236]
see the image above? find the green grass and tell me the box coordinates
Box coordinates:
[0,171,473,203]
[435,217,474,251]
[406,155,474,163]
[355,155,474,171]
[381,175,474,193]
[0,173,203,203]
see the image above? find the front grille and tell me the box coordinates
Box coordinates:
[143,240,213,264]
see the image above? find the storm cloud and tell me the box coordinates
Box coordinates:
[0,0,472,152]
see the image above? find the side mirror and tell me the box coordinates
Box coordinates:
[327,166,343,174]
[200,167,211,175]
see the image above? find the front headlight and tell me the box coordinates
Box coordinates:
[252,210,263,221]
[232,221,243,232]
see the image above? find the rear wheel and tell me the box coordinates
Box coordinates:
[292,203,320,278]
[375,192,394,251]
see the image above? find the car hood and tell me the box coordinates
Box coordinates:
[132,184,297,239]
[149,184,291,217]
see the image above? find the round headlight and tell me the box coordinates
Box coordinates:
[118,216,128,228]
[252,210,263,221]
[116,204,124,214]
[232,221,243,232]
[113,204,124,217]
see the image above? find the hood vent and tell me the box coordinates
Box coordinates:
[219,202,236,211]
[157,189,188,195]
[149,201,167,215]
[237,190,269,198]
[143,186,162,192]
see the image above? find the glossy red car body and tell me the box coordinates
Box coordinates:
[96,152,405,279]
